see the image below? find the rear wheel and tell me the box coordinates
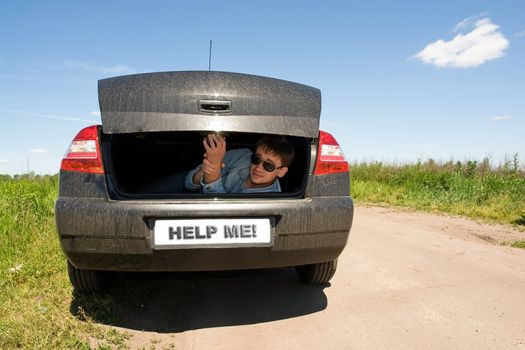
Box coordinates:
[67,261,107,293]
[295,260,337,284]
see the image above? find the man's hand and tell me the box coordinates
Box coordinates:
[201,133,226,183]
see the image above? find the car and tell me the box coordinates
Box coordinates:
[55,71,354,293]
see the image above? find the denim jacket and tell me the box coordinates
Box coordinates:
[184,148,281,193]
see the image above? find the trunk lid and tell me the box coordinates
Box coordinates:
[98,71,321,138]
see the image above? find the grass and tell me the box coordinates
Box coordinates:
[0,175,134,349]
[350,156,525,228]
[511,241,525,249]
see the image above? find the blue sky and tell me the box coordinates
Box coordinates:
[1,1,524,175]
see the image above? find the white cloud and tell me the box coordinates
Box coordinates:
[64,60,135,75]
[453,18,472,33]
[414,18,509,68]
[452,12,488,32]
[514,30,525,38]
[0,159,11,163]
[29,148,49,154]
[90,111,101,117]
[490,115,512,121]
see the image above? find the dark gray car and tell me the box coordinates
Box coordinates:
[55,71,354,292]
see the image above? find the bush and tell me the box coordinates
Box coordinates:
[351,156,525,225]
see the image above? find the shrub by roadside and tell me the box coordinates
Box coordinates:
[350,156,525,228]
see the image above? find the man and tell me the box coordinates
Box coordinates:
[185,133,295,193]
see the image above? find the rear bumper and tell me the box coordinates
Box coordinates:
[55,197,353,271]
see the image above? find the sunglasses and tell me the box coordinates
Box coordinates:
[250,154,283,172]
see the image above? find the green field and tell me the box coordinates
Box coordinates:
[0,176,134,349]
[350,157,525,227]
[1,159,524,348]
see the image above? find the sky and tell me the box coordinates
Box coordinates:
[1,0,524,175]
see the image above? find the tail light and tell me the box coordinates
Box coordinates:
[60,125,104,174]
[314,130,349,175]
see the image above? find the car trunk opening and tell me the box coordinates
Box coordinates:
[103,131,311,198]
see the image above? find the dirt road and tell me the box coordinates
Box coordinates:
[99,205,525,349]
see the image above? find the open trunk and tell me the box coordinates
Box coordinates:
[98,71,320,198]
[103,131,311,198]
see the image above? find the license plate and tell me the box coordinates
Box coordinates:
[152,218,272,249]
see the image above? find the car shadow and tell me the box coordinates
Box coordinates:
[70,267,329,333]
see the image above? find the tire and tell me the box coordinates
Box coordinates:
[67,260,107,293]
[295,260,337,284]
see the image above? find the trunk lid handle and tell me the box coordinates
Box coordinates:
[199,100,232,114]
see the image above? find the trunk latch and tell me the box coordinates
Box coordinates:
[199,100,232,114]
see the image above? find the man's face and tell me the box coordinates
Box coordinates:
[249,146,288,187]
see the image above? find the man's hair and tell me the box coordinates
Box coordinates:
[255,136,295,167]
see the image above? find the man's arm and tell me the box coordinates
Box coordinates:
[190,166,205,186]
[193,133,226,184]
[184,165,202,191]
[184,133,227,191]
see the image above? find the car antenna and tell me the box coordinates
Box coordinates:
[208,40,213,71]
